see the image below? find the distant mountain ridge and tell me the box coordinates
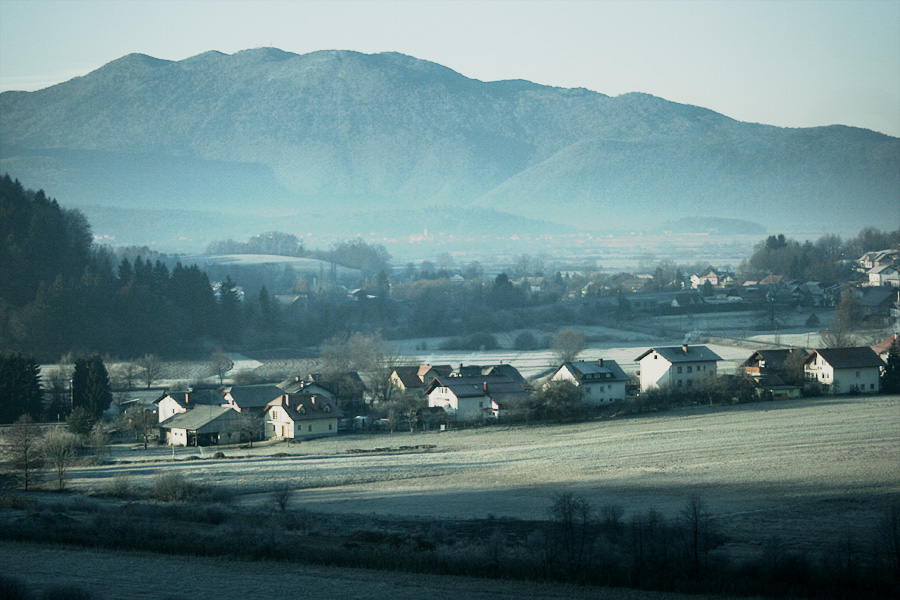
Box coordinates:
[1,48,897,240]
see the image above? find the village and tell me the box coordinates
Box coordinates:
[37,243,880,453]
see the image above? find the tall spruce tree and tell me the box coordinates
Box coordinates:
[71,355,112,419]
[0,353,43,423]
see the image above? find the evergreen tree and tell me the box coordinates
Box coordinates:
[71,355,112,419]
[882,342,900,394]
[0,353,43,423]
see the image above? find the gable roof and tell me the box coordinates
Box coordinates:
[424,374,527,401]
[635,345,722,363]
[872,334,899,355]
[557,359,629,382]
[806,347,885,369]
[159,405,238,430]
[392,366,425,388]
[266,394,343,421]
[741,349,806,370]
[154,389,222,408]
[451,363,525,383]
[222,384,285,408]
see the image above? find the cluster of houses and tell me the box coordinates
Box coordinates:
[152,334,895,446]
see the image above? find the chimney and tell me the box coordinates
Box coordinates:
[284,395,289,406]
[598,358,603,367]
[682,344,689,353]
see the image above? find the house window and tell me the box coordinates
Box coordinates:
[677,380,683,387]
[687,366,692,373]
[329,423,333,430]
[677,366,683,374]
[855,371,860,378]
[584,387,591,394]
[308,425,312,432]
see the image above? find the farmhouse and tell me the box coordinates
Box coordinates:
[803,347,884,394]
[221,384,284,413]
[635,344,721,392]
[158,405,242,446]
[263,394,342,440]
[390,364,452,396]
[154,389,222,423]
[425,374,528,422]
[551,359,629,404]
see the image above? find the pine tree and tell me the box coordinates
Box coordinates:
[0,353,43,423]
[882,342,900,394]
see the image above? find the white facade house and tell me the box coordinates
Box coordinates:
[424,375,528,422]
[263,394,342,440]
[867,265,900,287]
[153,389,223,423]
[635,345,722,392]
[551,359,629,404]
[803,347,884,394]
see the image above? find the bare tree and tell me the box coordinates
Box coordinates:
[210,348,233,385]
[273,482,292,512]
[42,429,80,491]
[136,353,163,389]
[680,495,714,575]
[3,414,43,490]
[113,361,139,391]
[241,413,262,447]
[127,406,157,449]
[547,491,594,576]
[88,422,109,458]
[551,329,587,364]
[819,328,856,348]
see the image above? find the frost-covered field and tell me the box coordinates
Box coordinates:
[67,394,900,558]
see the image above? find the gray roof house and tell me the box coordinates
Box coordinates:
[551,359,630,404]
[635,345,722,392]
[158,405,242,446]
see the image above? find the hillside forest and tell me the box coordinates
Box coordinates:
[1,174,898,363]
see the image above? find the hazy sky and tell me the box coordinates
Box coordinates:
[1,0,898,136]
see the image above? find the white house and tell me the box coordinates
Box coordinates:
[263,394,342,440]
[153,389,222,423]
[551,359,629,404]
[867,265,900,287]
[424,375,528,422]
[635,345,722,392]
[803,347,884,394]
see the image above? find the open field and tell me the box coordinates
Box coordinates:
[56,394,900,560]
[0,541,730,600]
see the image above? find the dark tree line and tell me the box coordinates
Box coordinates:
[0,175,274,359]
[0,353,43,423]
[743,228,900,281]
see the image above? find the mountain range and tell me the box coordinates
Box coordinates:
[1,48,897,250]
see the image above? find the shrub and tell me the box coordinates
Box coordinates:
[101,475,134,499]
[439,333,499,351]
[513,332,542,351]
[0,493,34,510]
[0,575,33,600]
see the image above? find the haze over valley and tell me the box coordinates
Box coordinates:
[1,48,897,257]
